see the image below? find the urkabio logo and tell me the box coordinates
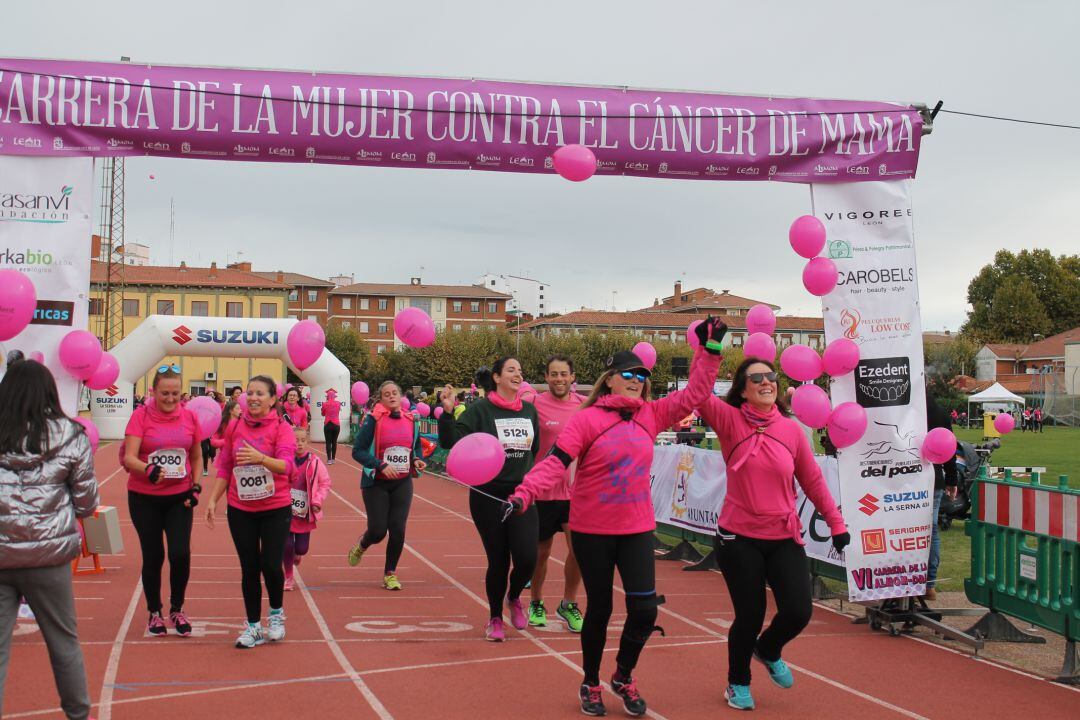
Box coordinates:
[0,185,73,224]
[855,356,911,408]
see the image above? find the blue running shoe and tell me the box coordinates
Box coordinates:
[724,684,755,710]
[753,651,793,689]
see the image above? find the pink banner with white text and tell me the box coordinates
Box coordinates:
[0,59,923,182]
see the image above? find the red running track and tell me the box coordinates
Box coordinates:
[5,443,1079,719]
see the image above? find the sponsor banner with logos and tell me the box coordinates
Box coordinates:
[650,444,844,567]
[811,179,932,601]
[0,156,93,414]
[1,59,922,183]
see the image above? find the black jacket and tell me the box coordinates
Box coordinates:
[926,397,959,491]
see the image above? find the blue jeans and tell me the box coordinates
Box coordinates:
[927,489,944,588]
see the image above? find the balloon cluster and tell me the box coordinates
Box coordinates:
[789,216,839,297]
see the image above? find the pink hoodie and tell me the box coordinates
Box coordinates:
[289,452,332,532]
[512,349,720,535]
[215,408,297,512]
[531,391,586,501]
[697,397,846,543]
[283,401,309,428]
[321,395,342,426]
[124,403,201,496]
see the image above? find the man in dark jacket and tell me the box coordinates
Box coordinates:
[926,393,958,601]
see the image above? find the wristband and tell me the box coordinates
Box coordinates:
[705,339,724,352]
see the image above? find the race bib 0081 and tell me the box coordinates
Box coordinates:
[234,464,274,502]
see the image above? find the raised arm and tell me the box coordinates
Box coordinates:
[652,346,722,431]
[437,397,482,449]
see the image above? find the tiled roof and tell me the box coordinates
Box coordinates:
[90,261,291,290]
[642,289,780,312]
[513,310,823,332]
[985,343,1028,359]
[983,327,1080,361]
[330,282,511,299]
[252,271,334,288]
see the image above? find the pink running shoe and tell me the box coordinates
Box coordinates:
[507,597,527,630]
[147,612,167,636]
[485,617,505,642]
[169,610,192,637]
[284,574,295,591]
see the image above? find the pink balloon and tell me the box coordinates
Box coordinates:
[922,427,958,464]
[827,402,868,449]
[29,351,45,363]
[802,257,839,296]
[552,144,598,182]
[822,338,861,376]
[687,320,703,349]
[791,384,832,429]
[789,215,827,259]
[416,402,431,418]
[73,416,99,453]
[287,320,325,370]
[394,307,436,348]
[401,397,412,411]
[187,395,220,440]
[350,381,369,406]
[632,342,657,370]
[58,330,102,380]
[745,304,776,336]
[86,352,120,391]
[780,344,823,382]
[446,433,506,486]
[434,406,444,419]
[0,269,37,341]
[276,382,286,397]
[743,333,777,362]
[144,395,156,408]
[994,413,1015,434]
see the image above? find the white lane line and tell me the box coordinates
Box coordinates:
[338,596,444,600]
[97,580,143,720]
[97,466,125,488]
[295,568,394,720]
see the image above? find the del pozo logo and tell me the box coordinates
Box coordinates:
[0,186,73,224]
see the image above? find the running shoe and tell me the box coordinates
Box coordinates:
[293,555,302,567]
[284,573,295,591]
[724,684,755,711]
[611,674,647,716]
[507,597,528,630]
[383,574,402,591]
[347,541,366,567]
[528,600,547,627]
[235,622,265,649]
[169,609,192,637]
[753,650,793,689]
[557,600,584,633]
[578,683,607,716]
[485,617,505,642]
[147,612,167,637]
[267,609,286,641]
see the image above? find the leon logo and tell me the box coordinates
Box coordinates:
[858,493,880,516]
[669,449,694,520]
[841,308,861,340]
[172,324,193,346]
[828,239,853,259]
[855,357,911,408]
[861,528,886,554]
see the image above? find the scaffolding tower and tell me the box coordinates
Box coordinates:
[98,157,126,349]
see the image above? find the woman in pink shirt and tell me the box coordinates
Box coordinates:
[696,358,849,711]
[122,365,202,638]
[205,375,297,649]
[281,387,309,429]
[510,319,725,718]
[320,388,342,464]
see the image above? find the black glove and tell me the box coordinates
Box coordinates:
[146,464,163,485]
[831,531,851,553]
[183,483,202,509]
[694,316,728,356]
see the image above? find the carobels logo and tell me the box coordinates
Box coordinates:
[172,325,193,345]
[855,356,911,408]
[173,324,280,346]
[836,266,914,288]
[0,185,73,224]
[828,239,853,259]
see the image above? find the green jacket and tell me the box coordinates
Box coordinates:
[438,397,540,498]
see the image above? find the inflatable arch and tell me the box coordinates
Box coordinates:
[90,315,350,443]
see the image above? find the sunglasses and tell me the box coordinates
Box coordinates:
[619,371,649,382]
[748,371,778,384]
[157,364,181,374]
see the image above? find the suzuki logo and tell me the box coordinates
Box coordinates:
[105,385,119,397]
[858,493,880,516]
[173,325,193,345]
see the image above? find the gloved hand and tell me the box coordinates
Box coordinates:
[693,316,728,356]
[146,464,163,485]
[183,483,202,509]
[831,531,851,553]
[509,496,525,514]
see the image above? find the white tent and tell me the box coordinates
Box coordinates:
[967,382,1025,422]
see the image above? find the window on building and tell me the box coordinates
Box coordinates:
[490,280,496,286]
[487,302,497,314]
[471,301,480,312]
[453,323,462,331]
[341,297,351,310]
[489,324,497,330]
[88,298,103,315]
[780,334,793,348]
[452,301,462,312]
[341,320,351,329]
[378,322,388,334]
[359,322,369,333]
[288,314,297,320]
[360,298,370,310]
[435,300,443,312]
[122,299,139,316]
[378,298,388,310]
[540,286,544,291]
[397,299,405,311]
[539,303,544,309]
[376,345,386,354]
[224,302,242,318]
[260,303,276,318]
[731,333,745,347]
[191,301,209,316]
[539,294,544,299]
[288,290,298,301]
[307,315,317,322]
[156,299,174,315]
[307,290,318,303]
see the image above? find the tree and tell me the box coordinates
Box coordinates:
[324,326,370,380]
[924,336,979,413]
[963,249,1080,342]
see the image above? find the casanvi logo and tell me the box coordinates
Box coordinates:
[173,325,193,345]
[859,493,880,516]
[105,385,119,397]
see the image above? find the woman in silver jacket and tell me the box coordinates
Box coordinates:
[0,358,99,720]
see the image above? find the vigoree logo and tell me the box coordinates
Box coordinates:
[0,185,73,224]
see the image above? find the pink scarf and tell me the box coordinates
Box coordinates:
[595,394,644,410]
[487,391,523,412]
[729,403,781,472]
[371,403,414,422]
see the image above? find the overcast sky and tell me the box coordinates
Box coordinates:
[8,1,1079,331]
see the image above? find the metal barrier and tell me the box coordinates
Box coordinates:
[965,466,1080,683]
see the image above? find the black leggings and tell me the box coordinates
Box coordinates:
[360,478,414,573]
[715,529,812,685]
[469,491,537,618]
[226,505,291,623]
[324,423,340,461]
[128,490,193,614]
[201,439,215,472]
[572,531,659,685]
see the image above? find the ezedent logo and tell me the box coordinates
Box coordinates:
[855,356,911,408]
[30,299,74,326]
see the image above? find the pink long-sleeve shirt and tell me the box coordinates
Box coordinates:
[215,410,297,512]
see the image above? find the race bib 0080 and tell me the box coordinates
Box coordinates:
[147,448,187,481]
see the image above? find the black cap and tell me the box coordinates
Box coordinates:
[604,351,651,377]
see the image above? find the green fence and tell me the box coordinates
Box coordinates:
[965,467,1079,646]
